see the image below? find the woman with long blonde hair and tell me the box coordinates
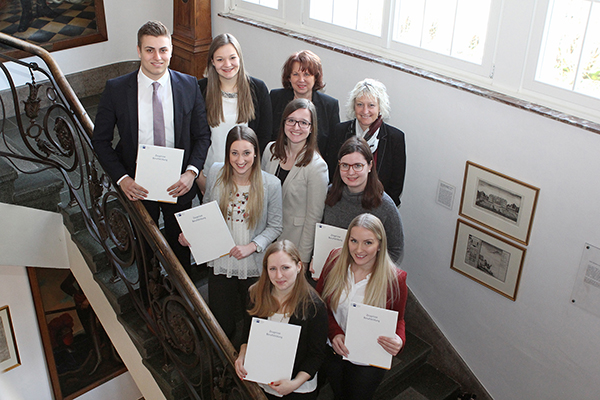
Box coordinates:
[316,213,407,400]
[197,33,272,192]
[180,126,282,339]
[235,240,327,399]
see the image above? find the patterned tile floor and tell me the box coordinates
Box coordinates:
[0,0,97,49]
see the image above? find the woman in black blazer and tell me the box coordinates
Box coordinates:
[235,240,328,399]
[197,33,272,192]
[325,79,406,206]
[270,50,339,155]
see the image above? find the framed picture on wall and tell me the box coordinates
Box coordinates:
[451,219,526,301]
[27,267,126,400]
[0,305,21,373]
[0,0,108,60]
[459,161,540,245]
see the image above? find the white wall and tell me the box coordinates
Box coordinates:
[211,7,600,400]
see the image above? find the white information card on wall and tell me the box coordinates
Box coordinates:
[135,144,184,203]
[570,243,600,318]
[243,318,301,385]
[344,302,397,369]
[312,223,347,279]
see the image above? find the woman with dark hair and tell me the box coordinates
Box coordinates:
[270,50,340,154]
[235,240,328,399]
[180,126,282,339]
[325,78,406,206]
[317,213,407,400]
[197,33,272,192]
[323,137,403,263]
[262,98,329,266]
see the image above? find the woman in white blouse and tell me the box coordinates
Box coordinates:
[180,126,282,339]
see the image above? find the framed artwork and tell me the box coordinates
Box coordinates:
[451,219,526,301]
[459,161,540,245]
[27,267,126,400]
[0,0,107,59]
[0,305,21,372]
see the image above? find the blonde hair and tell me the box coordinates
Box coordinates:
[248,240,320,320]
[321,214,399,310]
[346,78,391,120]
[204,33,255,127]
[215,126,264,229]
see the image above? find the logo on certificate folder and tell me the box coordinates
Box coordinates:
[141,145,147,150]
[351,303,358,308]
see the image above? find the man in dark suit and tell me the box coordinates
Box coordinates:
[92,21,210,275]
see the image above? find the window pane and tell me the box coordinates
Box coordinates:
[242,0,277,9]
[310,0,334,23]
[332,0,358,30]
[537,0,590,90]
[574,2,600,98]
[356,0,384,36]
[451,0,492,64]
[421,0,457,55]
[393,0,426,47]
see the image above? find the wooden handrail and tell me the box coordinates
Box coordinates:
[0,32,266,400]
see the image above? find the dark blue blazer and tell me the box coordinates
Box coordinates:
[92,69,211,204]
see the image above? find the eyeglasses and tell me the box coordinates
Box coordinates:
[285,118,311,129]
[339,162,366,172]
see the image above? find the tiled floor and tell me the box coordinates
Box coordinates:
[0,0,98,49]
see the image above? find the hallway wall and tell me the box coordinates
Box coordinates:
[210,6,600,400]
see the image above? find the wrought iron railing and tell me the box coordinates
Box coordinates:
[0,33,266,400]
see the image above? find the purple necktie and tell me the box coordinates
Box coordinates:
[152,81,166,147]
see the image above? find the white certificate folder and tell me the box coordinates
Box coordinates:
[243,318,301,385]
[175,201,235,265]
[344,302,398,369]
[312,223,347,278]
[135,144,184,203]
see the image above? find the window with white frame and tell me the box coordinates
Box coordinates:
[536,0,600,100]
[229,0,600,122]
[241,0,278,9]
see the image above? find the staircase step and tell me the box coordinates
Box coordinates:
[13,168,63,212]
[142,353,193,400]
[379,330,432,390]
[118,309,161,359]
[71,229,110,273]
[388,363,461,400]
[94,263,138,315]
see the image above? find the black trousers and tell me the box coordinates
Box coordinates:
[265,390,317,400]
[208,271,257,340]
[142,199,192,273]
[137,200,191,306]
[320,346,386,400]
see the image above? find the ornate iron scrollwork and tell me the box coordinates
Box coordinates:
[0,33,266,400]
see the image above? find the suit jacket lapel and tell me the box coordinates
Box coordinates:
[170,70,182,146]
[126,72,139,146]
[376,123,388,174]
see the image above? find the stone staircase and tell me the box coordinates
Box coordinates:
[58,194,461,400]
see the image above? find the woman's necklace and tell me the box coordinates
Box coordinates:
[221,90,238,99]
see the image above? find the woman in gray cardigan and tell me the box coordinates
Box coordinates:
[180,126,282,339]
[322,137,403,264]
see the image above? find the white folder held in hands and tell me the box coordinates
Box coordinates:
[312,223,347,278]
[344,302,398,369]
[243,318,301,385]
[175,201,235,265]
[135,144,184,203]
